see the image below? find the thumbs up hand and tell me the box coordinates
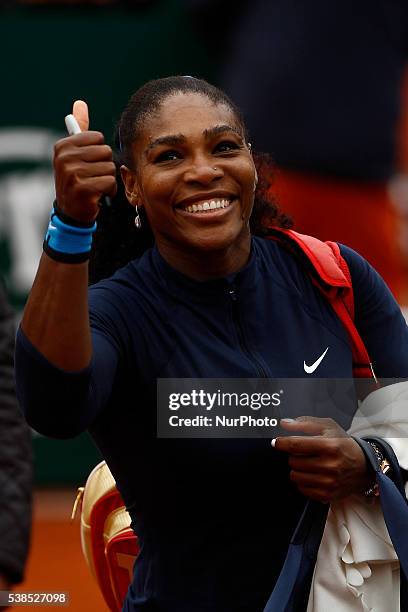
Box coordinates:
[54,100,117,223]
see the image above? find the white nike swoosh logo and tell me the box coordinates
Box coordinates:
[303,347,329,374]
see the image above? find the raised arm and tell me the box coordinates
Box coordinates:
[20,101,117,371]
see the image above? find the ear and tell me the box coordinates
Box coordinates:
[120,165,142,208]
[247,142,258,191]
[254,167,258,188]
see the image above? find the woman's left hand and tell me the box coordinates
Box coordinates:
[273,417,373,503]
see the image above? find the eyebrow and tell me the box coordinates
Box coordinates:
[203,124,243,139]
[147,134,185,151]
[146,124,243,152]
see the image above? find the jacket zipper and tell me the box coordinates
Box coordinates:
[228,285,268,378]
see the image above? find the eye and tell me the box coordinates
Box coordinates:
[214,140,241,154]
[154,149,182,163]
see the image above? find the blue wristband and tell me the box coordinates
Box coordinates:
[43,207,97,263]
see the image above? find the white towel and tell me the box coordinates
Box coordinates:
[307,381,408,612]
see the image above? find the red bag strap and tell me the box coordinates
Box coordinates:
[266,227,378,382]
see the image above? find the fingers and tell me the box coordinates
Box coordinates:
[76,144,113,162]
[65,161,116,179]
[54,138,115,177]
[290,470,335,490]
[272,418,366,503]
[73,99,89,131]
[288,454,323,472]
[291,471,337,504]
[295,486,331,504]
[273,417,347,455]
[70,175,118,200]
[280,416,341,436]
[53,136,117,221]
[81,161,116,178]
[288,450,344,482]
[55,131,106,152]
[289,464,338,504]
[275,435,339,456]
[274,417,346,452]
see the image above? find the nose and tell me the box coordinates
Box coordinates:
[183,157,224,185]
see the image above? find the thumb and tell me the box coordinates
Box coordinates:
[280,416,346,439]
[280,416,332,436]
[72,99,89,131]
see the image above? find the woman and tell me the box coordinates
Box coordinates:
[15,76,408,611]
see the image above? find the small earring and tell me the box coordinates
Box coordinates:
[213,167,218,171]
[134,205,142,229]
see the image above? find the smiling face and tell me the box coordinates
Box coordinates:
[121,92,257,269]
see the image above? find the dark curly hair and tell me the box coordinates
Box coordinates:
[89,76,292,284]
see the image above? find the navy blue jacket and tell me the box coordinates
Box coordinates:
[15,237,408,611]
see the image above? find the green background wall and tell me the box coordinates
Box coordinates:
[0,1,213,485]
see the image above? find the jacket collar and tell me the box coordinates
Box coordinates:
[151,238,260,304]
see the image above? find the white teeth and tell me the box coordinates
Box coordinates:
[180,198,232,213]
